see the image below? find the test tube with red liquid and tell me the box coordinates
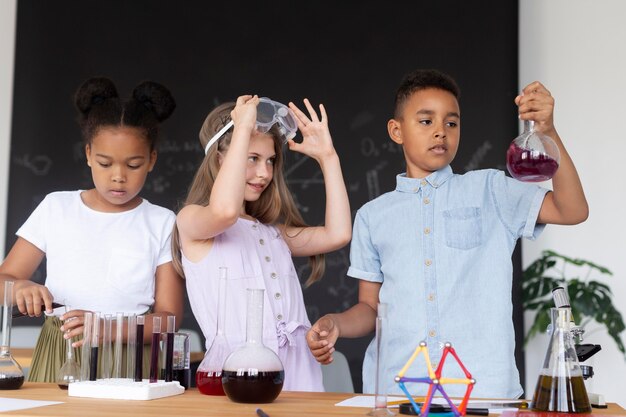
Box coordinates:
[165,316,175,382]
[134,315,144,382]
[150,317,161,383]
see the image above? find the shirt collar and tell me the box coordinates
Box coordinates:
[395,165,454,193]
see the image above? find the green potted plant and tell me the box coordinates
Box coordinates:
[522,250,626,357]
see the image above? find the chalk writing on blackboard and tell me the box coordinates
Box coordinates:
[464,140,493,172]
[13,154,53,176]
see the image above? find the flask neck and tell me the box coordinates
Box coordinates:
[1,281,14,348]
[245,289,264,345]
[523,119,535,133]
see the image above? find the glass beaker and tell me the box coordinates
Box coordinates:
[531,307,591,413]
[57,304,80,389]
[197,267,232,395]
[159,332,190,389]
[0,281,25,390]
[506,120,560,182]
[222,288,284,403]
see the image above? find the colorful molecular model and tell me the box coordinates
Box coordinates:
[394,341,475,417]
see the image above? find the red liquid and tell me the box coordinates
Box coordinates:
[150,332,160,383]
[164,332,174,382]
[0,375,25,390]
[58,384,69,390]
[196,370,225,395]
[222,370,284,403]
[89,346,98,381]
[506,142,559,182]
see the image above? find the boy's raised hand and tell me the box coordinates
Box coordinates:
[306,315,339,364]
[515,81,556,136]
[288,99,337,162]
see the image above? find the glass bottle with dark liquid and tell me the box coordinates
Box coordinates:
[531,307,591,413]
[507,120,560,182]
[197,267,232,395]
[222,288,284,404]
[0,281,25,390]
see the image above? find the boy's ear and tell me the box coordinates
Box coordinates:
[388,119,403,144]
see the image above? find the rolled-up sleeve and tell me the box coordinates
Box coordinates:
[347,208,383,282]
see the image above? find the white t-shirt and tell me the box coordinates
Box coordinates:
[16,191,175,315]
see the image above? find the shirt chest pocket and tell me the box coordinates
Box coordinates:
[225,248,264,280]
[106,248,155,295]
[443,207,482,250]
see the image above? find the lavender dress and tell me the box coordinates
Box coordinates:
[183,217,324,392]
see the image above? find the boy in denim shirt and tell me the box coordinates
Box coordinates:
[307,69,588,398]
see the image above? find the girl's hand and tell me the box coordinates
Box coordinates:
[230,94,259,133]
[515,81,556,135]
[13,280,54,317]
[60,309,93,347]
[288,99,336,162]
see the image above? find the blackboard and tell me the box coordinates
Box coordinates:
[6,0,520,392]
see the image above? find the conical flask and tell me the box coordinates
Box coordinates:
[222,288,284,403]
[197,267,233,395]
[531,307,591,413]
[0,281,25,389]
[507,120,560,182]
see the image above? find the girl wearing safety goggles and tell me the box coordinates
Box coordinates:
[172,95,351,392]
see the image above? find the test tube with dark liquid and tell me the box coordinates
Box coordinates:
[150,317,161,383]
[165,316,175,382]
[89,313,100,381]
[134,315,145,382]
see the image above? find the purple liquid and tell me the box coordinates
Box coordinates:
[0,375,24,390]
[165,332,174,382]
[222,370,284,403]
[89,346,98,381]
[160,368,190,389]
[135,323,144,382]
[507,142,559,182]
[149,332,160,383]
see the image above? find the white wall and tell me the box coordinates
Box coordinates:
[0,0,17,257]
[520,0,626,408]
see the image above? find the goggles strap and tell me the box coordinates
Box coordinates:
[204,120,234,155]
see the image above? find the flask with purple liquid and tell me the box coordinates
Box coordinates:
[507,120,560,182]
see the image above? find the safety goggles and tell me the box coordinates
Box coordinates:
[204,97,298,154]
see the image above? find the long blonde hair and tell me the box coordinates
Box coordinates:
[171,102,325,286]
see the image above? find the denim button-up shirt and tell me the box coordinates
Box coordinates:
[347,166,548,398]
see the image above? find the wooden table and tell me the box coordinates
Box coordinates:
[0,384,624,417]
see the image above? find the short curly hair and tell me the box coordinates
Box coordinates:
[393,69,460,118]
